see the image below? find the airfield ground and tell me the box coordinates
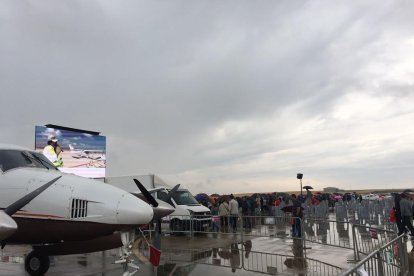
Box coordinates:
[0,234,353,276]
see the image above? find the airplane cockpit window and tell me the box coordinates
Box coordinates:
[30,152,58,170]
[0,150,58,172]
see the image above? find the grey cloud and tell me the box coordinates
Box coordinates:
[2,1,414,192]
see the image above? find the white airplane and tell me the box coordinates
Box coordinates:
[0,144,174,276]
[69,144,106,160]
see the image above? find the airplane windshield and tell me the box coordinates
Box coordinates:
[0,150,58,172]
[157,191,174,206]
[171,191,199,205]
[30,152,58,170]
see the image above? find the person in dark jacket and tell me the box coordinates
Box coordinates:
[394,193,404,235]
[241,197,251,229]
[291,194,303,237]
[398,193,414,237]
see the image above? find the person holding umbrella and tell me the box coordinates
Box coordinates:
[303,186,313,204]
[281,194,304,238]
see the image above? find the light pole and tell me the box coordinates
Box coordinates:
[297,173,303,196]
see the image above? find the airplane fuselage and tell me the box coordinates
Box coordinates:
[0,150,153,245]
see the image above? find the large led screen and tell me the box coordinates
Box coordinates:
[35,126,106,178]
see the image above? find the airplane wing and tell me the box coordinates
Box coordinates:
[0,176,61,243]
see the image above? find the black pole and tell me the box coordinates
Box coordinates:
[154,219,161,250]
[297,173,303,196]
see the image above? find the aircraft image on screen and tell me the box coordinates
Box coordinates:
[69,144,105,160]
[0,144,175,276]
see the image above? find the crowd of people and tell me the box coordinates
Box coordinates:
[201,192,304,236]
[197,190,414,240]
[197,191,366,237]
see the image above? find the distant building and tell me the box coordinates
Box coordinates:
[323,187,345,193]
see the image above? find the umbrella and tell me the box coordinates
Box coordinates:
[403,189,413,193]
[195,193,210,202]
[303,186,313,190]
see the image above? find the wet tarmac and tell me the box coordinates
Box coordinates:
[0,233,351,276]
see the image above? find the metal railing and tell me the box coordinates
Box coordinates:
[340,234,409,276]
[304,218,353,250]
[243,249,342,275]
[352,224,397,261]
[148,214,399,254]
[154,214,304,240]
[146,214,308,258]
[140,240,342,275]
[144,213,413,273]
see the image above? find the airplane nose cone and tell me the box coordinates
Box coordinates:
[0,211,18,241]
[116,192,153,225]
[152,200,175,221]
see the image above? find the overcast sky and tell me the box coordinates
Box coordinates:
[1,1,414,194]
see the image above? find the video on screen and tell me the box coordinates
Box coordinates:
[35,126,106,178]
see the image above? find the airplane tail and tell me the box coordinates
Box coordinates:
[68,144,75,152]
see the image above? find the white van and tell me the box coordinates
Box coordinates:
[105,174,211,231]
[155,187,211,232]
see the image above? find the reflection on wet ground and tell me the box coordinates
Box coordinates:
[137,236,343,276]
[2,213,377,276]
[1,234,346,276]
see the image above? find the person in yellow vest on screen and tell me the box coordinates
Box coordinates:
[43,135,64,168]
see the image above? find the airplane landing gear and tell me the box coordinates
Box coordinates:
[116,230,139,276]
[25,251,50,276]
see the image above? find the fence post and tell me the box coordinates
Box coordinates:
[352,225,360,261]
[190,214,194,239]
[376,251,384,276]
[241,241,245,271]
[240,214,244,243]
[301,217,308,258]
[398,236,409,276]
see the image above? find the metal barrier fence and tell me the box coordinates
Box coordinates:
[143,213,414,275]
[300,197,396,230]
[331,198,396,230]
[150,214,399,256]
[340,234,410,276]
[141,241,342,275]
[147,214,308,258]
[352,224,397,261]
[156,214,302,240]
[304,218,353,250]
[243,248,342,275]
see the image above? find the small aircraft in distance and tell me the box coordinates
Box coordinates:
[0,144,174,276]
[69,144,106,160]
